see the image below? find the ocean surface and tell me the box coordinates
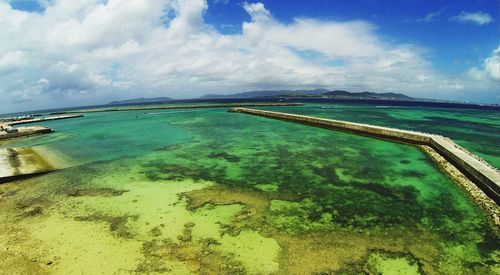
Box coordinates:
[0,102,498,274]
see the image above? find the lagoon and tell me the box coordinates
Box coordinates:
[0,103,498,274]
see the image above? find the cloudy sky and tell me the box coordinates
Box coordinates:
[0,0,498,113]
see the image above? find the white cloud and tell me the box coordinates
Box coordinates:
[450,11,493,25]
[0,0,497,113]
[417,10,443,23]
[468,46,500,81]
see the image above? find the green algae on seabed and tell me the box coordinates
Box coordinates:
[0,104,499,274]
[364,251,421,275]
[260,104,500,169]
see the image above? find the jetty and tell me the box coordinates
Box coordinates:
[0,115,83,141]
[0,125,54,141]
[7,114,83,126]
[49,103,303,114]
[0,114,83,182]
[229,107,500,205]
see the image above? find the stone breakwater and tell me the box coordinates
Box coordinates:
[0,126,53,141]
[49,103,304,114]
[420,145,499,231]
[229,108,500,214]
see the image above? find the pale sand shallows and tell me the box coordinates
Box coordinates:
[31,145,74,170]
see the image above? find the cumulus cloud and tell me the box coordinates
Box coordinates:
[0,0,497,112]
[468,46,500,81]
[450,11,493,25]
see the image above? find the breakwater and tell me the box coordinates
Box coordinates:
[229,107,500,206]
[0,126,54,141]
[7,114,84,126]
[49,103,304,114]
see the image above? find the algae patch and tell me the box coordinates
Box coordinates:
[364,251,422,275]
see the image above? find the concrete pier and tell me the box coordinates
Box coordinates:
[7,114,84,126]
[229,107,500,204]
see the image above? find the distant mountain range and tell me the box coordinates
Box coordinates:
[107,89,415,105]
[321,90,412,99]
[108,97,172,105]
[199,89,414,100]
[199,89,330,99]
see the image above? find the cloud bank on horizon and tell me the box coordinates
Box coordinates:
[0,0,498,113]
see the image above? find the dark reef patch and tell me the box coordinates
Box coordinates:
[208,152,240,162]
[0,189,19,198]
[154,144,182,152]
[137,226,246,274]
[68,188,129,197]
[19,206,43,217]
[74,214,137,238]
[401,170,426,178]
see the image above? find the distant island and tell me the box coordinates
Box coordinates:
[199,89,415,100]
[199,89,330,99]
[107,97,172,105]
[107,90,497,108]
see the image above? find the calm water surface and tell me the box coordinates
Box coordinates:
[0,104,498,274]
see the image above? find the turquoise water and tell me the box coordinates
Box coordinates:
[259,104,500,168]
[0,104,498,274]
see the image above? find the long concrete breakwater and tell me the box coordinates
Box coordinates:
[49,103,304,114]
[7,114,84,126]
[229,107,500,205]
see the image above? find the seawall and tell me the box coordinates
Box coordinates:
[229,107,500,205]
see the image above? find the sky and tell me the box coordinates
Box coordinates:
[0,0,499,113]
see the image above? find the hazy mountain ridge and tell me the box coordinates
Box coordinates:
[199,89,329,99]
[107,97,172,105]
[199,89,414,100]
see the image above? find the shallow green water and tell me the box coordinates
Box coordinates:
[260,104,500,168]
[0,104,498,274]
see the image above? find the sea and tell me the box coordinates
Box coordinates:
[0,99,499,274]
